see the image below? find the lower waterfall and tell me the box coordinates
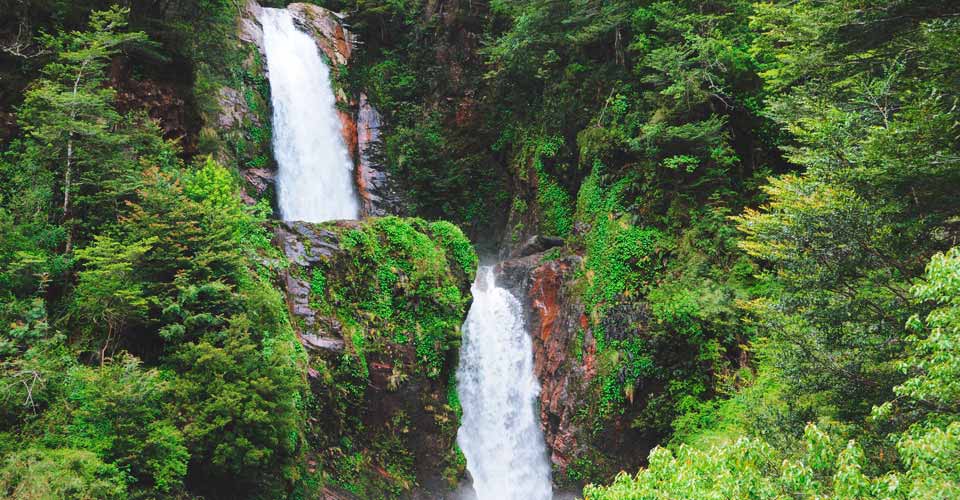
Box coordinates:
[259,7,360,222]
[456,266,553,500]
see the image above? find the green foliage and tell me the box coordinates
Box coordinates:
[2,0,959,496]
[323,216,475,378]
[41,355,188,492]
[299,216,475,497]
[533,153,574,237]
[184,156,275,255]
[587,244,960,497]
[734,174,911,424]
[582,422,955,499]
[169,321,304,488]
[731,0,960,434]
[71,236,154,363]
[344,1,510,231]
[16,6,154,250]
[0,447,128,500]
[0,9,306,497]
[898,248,960,412]
[576,170,662,327]
[426,220,480,278]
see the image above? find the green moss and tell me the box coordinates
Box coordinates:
[510,133,577,238]
[320,217,473,378]
[441,445,467,488]
[301,217,475,497]
[562,451,609,487]
[427,220,479,279]
[536,171,574,237]
[540,247,563,263]
[576,162,663,349]
[567,161,667,424]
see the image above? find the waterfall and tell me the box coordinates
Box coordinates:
[260,6,552,497]
[456,266,553,500]
[259,7,360,222]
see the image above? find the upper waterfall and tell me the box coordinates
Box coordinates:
[456,266,553,500]
[259,7,360,222]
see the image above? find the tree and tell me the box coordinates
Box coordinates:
[16,6,149,252]
[584,247,960,499]
[71,235,154,365]
[732,0,960,434]
[39,355,188,493]
[0,447,127,500]
[875,247,960,429]
[168,319,304,496]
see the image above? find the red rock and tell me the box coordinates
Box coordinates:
[338,109,358,162]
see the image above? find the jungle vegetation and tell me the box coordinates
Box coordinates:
[0,0,959,498]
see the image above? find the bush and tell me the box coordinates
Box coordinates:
[0,448,128,500]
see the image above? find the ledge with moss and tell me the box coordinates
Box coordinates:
[274,216,477,498]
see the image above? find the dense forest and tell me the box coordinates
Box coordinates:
[1,0,959,499]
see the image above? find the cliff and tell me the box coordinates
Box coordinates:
[495,242,656,487]
[276,217,477,497]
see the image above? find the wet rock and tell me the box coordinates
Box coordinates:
[497,253,593,470]
[494,252,541,293]
[338,109,359,163]
[217,87,252,131]
[288,3,353,67]
[300,332,345,353]
[238,0,266,54]
[511,234,565,259]
[275,219,471,494]
[116,80,189,140]
[275,221,345,267]
[275,221,352,354]
[283,272,316,328]
[356,94,403,216]
[243,167,274,195]
[495,248,651,485]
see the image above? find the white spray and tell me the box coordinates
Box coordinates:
[456,266,553,500]
[259,7,360,222]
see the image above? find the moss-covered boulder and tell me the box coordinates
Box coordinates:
[275,216,477,498]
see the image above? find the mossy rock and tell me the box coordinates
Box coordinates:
[276,216,477,498]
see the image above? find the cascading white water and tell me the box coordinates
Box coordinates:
[259,7,360,222]
[260,6,551,496]
[456,266,553,500]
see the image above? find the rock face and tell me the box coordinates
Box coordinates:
[274,218,476,497]
[288,3,353,67]
[200,0,275,206]
[510,234,565,259]
[495,244,652,486]
[357,94,403,216]
[113,69,197,154]
[238,0,266,51]
[275,221,347,354]
[496,253,595,472]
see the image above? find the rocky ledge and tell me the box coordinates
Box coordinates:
[275,217,477,497]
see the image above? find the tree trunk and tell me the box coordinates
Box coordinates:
[63,138,73,253]
[63,59,89,254]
